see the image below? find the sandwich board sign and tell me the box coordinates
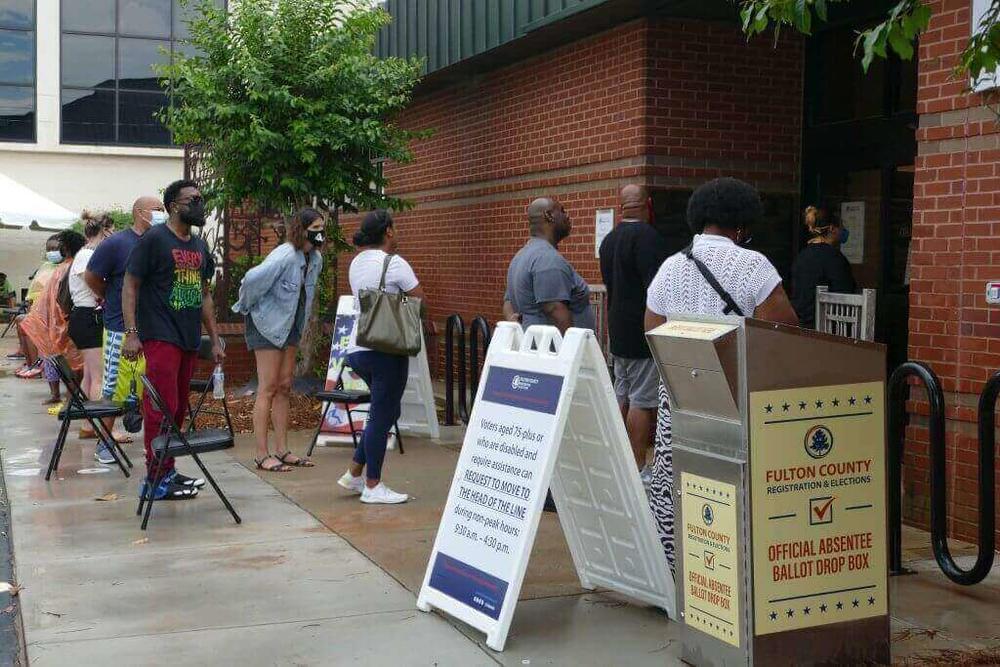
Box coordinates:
[416,322,674,651]
[317,295,439,446]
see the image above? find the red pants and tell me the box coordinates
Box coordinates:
[142,340,196,480]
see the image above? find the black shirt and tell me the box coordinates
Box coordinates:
[599,221,669,358]
[126,224,215,351]
[790,243,856,329]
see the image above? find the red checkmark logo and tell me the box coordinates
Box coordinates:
[704,552,715,569]
[812,497,835,521]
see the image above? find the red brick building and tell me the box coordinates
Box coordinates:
[220,0,998,547]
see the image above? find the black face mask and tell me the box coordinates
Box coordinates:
[180,200,206,227]
[306,229,325,248]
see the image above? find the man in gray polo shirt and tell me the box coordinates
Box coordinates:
[503,197,595,334]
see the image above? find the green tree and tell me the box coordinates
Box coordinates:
[157,0,426,374]
[738,0,999,82]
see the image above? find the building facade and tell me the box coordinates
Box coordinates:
[0,0,222,294]
[331,0,998,547]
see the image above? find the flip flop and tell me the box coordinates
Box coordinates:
[16,367,41,379]
[277,451,315,468]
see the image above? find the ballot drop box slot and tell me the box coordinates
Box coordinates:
[647,316,888,667]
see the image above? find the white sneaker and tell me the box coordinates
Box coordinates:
[337,471,365,494]
[360,483,409,504]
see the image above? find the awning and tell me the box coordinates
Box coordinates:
[0,172,78,231]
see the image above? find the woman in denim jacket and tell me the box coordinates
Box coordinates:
[232,208,325,472]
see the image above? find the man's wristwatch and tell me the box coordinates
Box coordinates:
[124,327,139,336]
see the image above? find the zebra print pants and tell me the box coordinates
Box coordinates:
[648,382,675,572]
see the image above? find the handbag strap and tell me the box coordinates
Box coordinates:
[378,253,395,291]
[682,243,745,317]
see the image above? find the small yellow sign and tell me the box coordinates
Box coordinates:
[681,472,740,647]
[750,382,887,635]
[655,320,738,341]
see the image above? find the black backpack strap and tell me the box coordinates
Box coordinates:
[682,244,745,317]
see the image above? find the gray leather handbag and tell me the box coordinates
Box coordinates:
[356,254,423,356]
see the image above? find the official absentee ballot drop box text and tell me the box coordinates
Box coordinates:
[647,316,889,667]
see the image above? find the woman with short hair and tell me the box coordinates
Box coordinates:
[233,208,326,472]
[643,178,799,571]
[337,209,428,504]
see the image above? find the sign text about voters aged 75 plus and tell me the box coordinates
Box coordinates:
[427,366,563,620]
[750,382,887,635]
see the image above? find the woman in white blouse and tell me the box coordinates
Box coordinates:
[643,178,798,572]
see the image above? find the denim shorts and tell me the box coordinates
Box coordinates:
[245,312,303,351]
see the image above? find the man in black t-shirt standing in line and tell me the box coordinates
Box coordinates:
[122,179,224,501]
[599,185,669,485]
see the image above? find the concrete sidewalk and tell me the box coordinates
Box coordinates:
[0,344,495,666]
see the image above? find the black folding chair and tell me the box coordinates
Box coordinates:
[137,373,241,530]
[187,336,233,434]
[1,303,27,338]
[45,355,132,480]
[306,364,403,457]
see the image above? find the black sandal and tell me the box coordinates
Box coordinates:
[255,455,292,472]
[277,451,315,468]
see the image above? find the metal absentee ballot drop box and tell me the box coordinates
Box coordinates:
[646,316,889,667]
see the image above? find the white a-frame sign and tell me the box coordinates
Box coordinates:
[417,323,675,651]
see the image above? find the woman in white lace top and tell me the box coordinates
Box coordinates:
[642,178,798,572]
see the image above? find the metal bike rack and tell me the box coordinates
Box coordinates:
[444,314,467,425]
[468,316,491,405]
[888,362,997,585]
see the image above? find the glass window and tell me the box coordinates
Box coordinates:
[62,34,115,88]
[0,85,33,141]
[63,0,116,33]
[174,0,224,40]
[0,0,32,29]
[0,29,33,85]
[119,0,171,38]
[119,37,170,90]
[119,90,169,144]
[62,88,116,143]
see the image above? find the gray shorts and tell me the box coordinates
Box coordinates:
[613,356,660,409]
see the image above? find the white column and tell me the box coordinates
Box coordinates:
[34,0,60,149]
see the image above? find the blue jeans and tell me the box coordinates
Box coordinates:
[347,351,409,481]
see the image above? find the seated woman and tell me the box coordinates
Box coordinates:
[790,206,857,329]
[643,178,799,571]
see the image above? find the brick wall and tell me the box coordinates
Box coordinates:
[909,0,1000,546]
[337,17,803,378]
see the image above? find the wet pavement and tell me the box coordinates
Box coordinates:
[2,331,999,665]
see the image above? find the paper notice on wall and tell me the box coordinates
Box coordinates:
[595,208,614,258]
[839,201,865,264]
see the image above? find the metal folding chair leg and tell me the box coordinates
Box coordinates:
[186,451,241,525]
[45,418,71,481]
[306,401,332,458]
[140,453,170,530]
[394,422,404,455]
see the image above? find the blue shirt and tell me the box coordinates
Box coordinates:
[87,228,142,332]
[231,243,322,347]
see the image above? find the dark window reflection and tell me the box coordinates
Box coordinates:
[119,38,170,90]
[0,85,33,141]
[119,0,171,38]
[0,0,33,29]
[62,88,115,143]
[62,35,115,88]
[119,90,169,145]
[62,0,116,33]
[173,0,225,40]
[0,29,33,85]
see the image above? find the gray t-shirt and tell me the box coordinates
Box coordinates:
[504,237,596,332]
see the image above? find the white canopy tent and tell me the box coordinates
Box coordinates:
[0,172,78,231]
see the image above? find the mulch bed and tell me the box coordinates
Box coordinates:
[190,392,322,434]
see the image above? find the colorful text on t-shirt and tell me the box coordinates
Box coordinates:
[170,248,204,311]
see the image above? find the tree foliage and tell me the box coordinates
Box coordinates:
[157,0,426,218]
[738,0,1000,82]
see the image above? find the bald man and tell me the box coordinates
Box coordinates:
[84,195,166,463]
[598,185,669,480]
[503,197,595,334]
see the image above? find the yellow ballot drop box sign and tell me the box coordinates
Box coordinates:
[681,473,740,647]
[750,381,887,635]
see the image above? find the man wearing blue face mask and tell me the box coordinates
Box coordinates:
[84,196,164,463]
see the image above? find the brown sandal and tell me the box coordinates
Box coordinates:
[254,455,292,472]
[277,451,315,468]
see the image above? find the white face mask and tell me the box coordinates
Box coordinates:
[149,210,168,226]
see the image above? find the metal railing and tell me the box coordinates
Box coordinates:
[469,316,491,401]
[888,362,997,585]
[444,314,467,425]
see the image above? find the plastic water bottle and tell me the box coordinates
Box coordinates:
[212,364,225,399]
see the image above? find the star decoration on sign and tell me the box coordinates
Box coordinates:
[852,598,860,608]
[864,395,872,404]
[819,604,828,613]
[803,606,811,615]
[832,398,840,407]
[849,396,857,406]
[770,611,778,621]
[782,402,790,412]
[836,601,844,610]
[765,404,773,413]
[786,609,794,618]
[868,596,876,606]
[815,400,824,409]
[799,401,807,410]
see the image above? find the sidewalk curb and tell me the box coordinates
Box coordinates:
[0,451,26,665]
